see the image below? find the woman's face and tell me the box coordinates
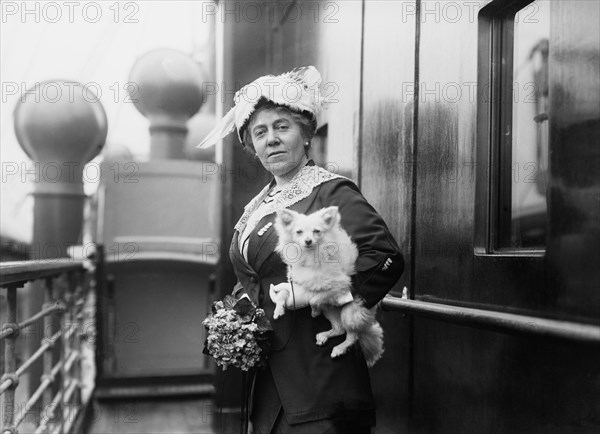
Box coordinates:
[248,108,307,178]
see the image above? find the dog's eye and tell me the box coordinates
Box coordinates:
[313,229,321,234]
[296,230,303,235]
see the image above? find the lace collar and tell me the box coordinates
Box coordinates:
[234,163,346,233]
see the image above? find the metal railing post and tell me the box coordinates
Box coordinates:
[42,278,55,426]
[58,276,67,434]
[72,272,83,408]
[1,285,20,434]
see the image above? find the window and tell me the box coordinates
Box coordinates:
[510,1,550,248]
[477,0,550,254]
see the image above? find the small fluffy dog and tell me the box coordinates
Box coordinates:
[270,206,384,366]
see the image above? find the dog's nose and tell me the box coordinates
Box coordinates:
[305,239,312,246]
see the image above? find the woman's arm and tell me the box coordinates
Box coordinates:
[322,179,404,308]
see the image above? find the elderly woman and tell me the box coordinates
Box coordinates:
[198,67,403,434]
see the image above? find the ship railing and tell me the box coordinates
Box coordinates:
[1,260,93,434]
[382,293,600,344]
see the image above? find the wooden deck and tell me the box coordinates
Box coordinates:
[84,397,240,434]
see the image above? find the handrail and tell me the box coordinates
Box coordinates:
[1,260,91,434]
[382,295,600,344]
[0,259,84,286]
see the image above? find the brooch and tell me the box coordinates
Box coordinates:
[382,258,393,271]
[257,222,273,237]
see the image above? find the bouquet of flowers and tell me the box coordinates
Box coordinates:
[202,294,273,371]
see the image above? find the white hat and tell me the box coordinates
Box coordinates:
[197,66,323,149]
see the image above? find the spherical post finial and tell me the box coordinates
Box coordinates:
[13,80,107,258]
[129,48,206,159]
[14,80,107,194]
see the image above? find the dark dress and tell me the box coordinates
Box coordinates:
[229,162,404,433]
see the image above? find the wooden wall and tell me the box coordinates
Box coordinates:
[547,0,600,319]
[220,0,600,432]
[412,1,600,432]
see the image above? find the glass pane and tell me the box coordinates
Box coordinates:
[511,0,550,248]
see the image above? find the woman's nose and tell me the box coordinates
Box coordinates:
[266,129,279,145]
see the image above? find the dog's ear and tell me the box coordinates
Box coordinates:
[276,209,298,228]
[318,206,339,229]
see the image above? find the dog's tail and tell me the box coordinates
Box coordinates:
[341,299,384,367]
[358,321,384,367]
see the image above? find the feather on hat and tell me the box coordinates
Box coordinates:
[197,66,323,149]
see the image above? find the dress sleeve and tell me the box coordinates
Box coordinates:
[322,179,404,308]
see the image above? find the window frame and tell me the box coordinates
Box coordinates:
[475,0,546,257]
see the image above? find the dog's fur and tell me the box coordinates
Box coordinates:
[270,206,384,366]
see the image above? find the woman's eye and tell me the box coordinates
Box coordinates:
[277,124,289,130]
[254,130,265,138]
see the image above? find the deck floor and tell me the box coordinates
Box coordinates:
[84,397,233,434]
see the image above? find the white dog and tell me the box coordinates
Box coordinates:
[270,206,384,366]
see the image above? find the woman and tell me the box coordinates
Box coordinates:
[198,67,404,433]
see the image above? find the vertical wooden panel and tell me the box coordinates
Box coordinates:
[416,0,480,303]
[361,1,416,432]
[313,1,363,179]
[275,1,363,179]
[547,0,600,318]
[414,1,484,431]
[361,0,415,293]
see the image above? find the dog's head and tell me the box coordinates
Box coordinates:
[275,206,339,250]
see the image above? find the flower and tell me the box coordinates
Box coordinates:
[202,294,272,371]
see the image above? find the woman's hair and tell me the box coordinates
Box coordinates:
[241,99,316,154]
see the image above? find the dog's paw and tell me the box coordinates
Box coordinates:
[330,345,348,359]
[315,332,329,346]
